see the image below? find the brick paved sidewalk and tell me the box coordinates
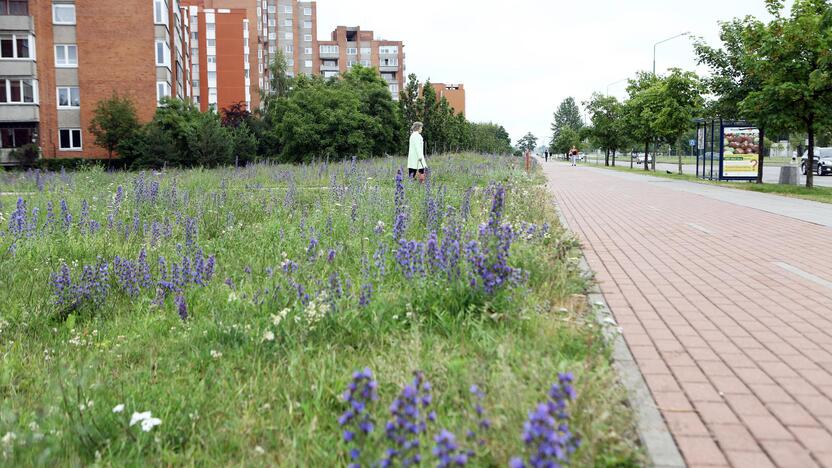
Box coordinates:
[543,164,832,468]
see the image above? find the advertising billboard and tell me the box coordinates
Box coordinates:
[722,127,760,179]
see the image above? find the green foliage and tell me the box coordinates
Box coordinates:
[516,132,538,152]
[9,143,40,167]
[469,123,513,154]
[737,0,832,187]
[584,94,626,164]
[88,94,140,161]
[0,155,641,466]
[552,127,582,155]
[550,97,584,151]
[188,112,234,167]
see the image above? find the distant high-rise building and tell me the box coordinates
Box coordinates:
[432,83,465,116]
[259,0,318,87]
[184,0,261,112]
[0,0,192,163]
[318,26,404,99]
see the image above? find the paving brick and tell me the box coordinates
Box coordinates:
[724,450,776,468]
[711,424,762,452]
[675,436,730,466]
[665,411,710,437]
[768,402,821,427]
[759,440,820,468]
[789,426,832,455]
[694,401,740,425]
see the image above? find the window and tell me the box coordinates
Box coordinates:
[304,7,311,15]
[1,0,29,15]
[0,79,36,104]
[389,83,399,95]
[379,46,398,55]
[381,57,398,67]
[207,39,215,47]
[156,81,171,104]
[52,4,76,24]
[54,44,78,67]
[284,32,292,40]
[284,44,293,53]
[1,34,32,59]
[207,71,216,82]
[283,5,292,14]
[0,127,33,149]
[59,129,82,150]
[347,60,356,67]
[155,40,170,66]
[304,34,312,42]
[284,19,291,27]
[57,87,80,108]
[286,58,293,66]
[304,60,312,68]
[154,0,168,26]
[319,45,338,54]
[207,56,216,63]
[360,59,370,67]
[303,21,312,29]
[360,47,371,56]
[347,47,357,55]
[206,23,215,32]
[304,47,312,55]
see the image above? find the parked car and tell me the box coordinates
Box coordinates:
[801,155,832,176]
[636,154,653,165]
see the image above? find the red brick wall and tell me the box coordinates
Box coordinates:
[215,10,246,111]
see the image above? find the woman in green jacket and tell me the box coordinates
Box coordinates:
[407,122,427,181]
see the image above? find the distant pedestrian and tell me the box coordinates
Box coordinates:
[570,146,579,166]
[544,150,549,162]
[408,122,427,183]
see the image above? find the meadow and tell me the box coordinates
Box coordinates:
[0,154,640,466]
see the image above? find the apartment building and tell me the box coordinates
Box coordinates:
[432,83,465,116]
[318,26,404,99]
[258,0,317,90]
[0,0,192,162]
[184,0,259,112]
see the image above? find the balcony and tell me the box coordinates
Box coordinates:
[0,14,34,32]
[0,104,38,122]
[320,62,339,71]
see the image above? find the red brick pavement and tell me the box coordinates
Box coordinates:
[544,165,832,467]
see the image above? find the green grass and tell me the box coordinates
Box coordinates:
[0,154,641,466]
[579,159,832,204]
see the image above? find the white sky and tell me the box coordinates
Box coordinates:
[316,0,785,145]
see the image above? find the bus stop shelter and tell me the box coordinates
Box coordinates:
[695,118,764,182]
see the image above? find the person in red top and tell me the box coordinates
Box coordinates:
[570,146,579,166]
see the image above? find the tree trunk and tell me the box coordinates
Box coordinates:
[807,118,815,188]
[678,149,682,175]
[644,141,650,171]
[612,149,617,167]
[756,128,765,185]
[651,141,656,172]
[605,149,610,166]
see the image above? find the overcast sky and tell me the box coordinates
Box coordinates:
[316,0,785,145]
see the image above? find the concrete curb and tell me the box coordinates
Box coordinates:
[552,198,686,468]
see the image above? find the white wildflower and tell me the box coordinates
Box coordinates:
[1,432,15,445]
[210,350,222,359]
[262,330,275,342]
[271,308,290,326]
[129,411,152,427]
[254,446,266,455]
[112,404,125,413]
[228,291,240,303]
[140,417,162,432]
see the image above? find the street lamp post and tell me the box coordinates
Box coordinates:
[606,78,628,97]
[653,31,691,75]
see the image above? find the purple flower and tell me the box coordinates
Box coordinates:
[511,373,580,467]
[176,295,188,321]
[383,371,434,466]
[340,368,379,466]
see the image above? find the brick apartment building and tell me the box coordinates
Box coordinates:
[0,0,406,163]
[432,83,465,116]
[184,0,260,112]
[0,0,192,162]
[318,26,404,99]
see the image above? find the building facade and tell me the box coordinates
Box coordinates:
[0,0,192,162]
[318,26,404,99]
[259,0,317,89]
[432,83,465,116]
[185,0,259,112]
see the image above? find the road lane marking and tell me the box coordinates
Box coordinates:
[774,262,832,291]
[687,223,714,235]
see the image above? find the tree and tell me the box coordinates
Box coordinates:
[737,0,832,188]
[221,101,252,128]
[550,97,584,150]
[552,127,582,156]
[516,132,538,152]
[188,112,234,167]
[89,94,140,165]
[584,94,625,166]
[420,80,438,154]
[694,18,762,118]
[340,65,404,156]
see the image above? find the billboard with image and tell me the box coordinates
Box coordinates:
[722,127,760,179]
